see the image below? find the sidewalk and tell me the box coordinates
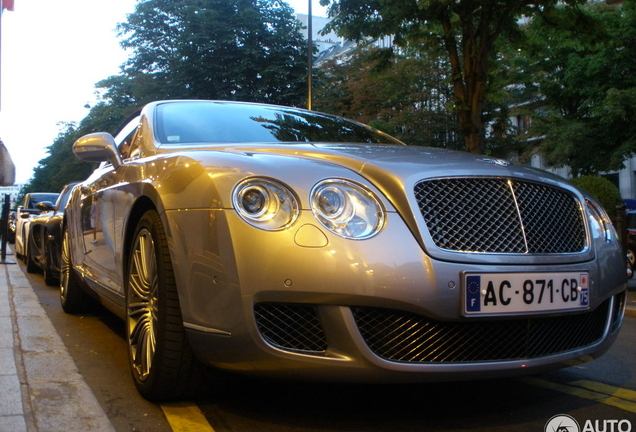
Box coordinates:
[0,252,635,432]
[0,254,115,432]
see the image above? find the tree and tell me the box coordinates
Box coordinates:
[22,0,310,194]
[18,101,134,198]
[516,1,636,175]
[570,176,622,217]
[112,0,309,107]
[320,0,585,154]
[314,46,461,148]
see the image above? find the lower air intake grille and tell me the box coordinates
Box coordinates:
[255,303,327,353]
[352,300,610,363]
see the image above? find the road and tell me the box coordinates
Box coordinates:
[21,262,636,432]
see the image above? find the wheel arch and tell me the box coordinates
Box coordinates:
[122,195,157,279]
[121,191,195,339]
[27,222,41,252]
[123,202,204,400]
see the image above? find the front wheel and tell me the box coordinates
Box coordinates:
[126,210,202,401]
[60,224,92,313]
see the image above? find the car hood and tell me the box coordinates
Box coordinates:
[163,142,578,216]
[172,142,569,185]
[204,142,577,236]
[156,142,593,265]
[305,143,562,182]
[205,142,575,200]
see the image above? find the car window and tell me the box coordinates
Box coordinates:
[115,117,141,160]
[55,183,79,209]
[26,194,59,209]
[155,101,403,145]
[118,131,138,160]
[627,212,636,230]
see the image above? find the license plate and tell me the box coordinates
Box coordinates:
[463,272,589,315]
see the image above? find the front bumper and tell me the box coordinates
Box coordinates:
[167,209,627,382]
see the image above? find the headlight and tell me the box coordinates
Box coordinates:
[233,178,299,230]
[311,179,385,239]
[585,198,615,243]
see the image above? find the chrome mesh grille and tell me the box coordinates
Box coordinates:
[414,178,587,253]
[352,301,610,363]
[254,303,327,353]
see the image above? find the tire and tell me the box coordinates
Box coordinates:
[60,224,92,313]
[25,234,39,274]
[126,210,202,401]
[44,267,58,286]
[43,240,59,286]
[43,259,58,286]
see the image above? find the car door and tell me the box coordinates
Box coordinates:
[77,124,141,297]
[77,171,120,294]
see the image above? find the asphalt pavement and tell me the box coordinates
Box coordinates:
[1,248,635,432]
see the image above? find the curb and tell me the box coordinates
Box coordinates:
[4,260,115,432]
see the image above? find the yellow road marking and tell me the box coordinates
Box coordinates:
[161,402,215,432]
[521,377,636,414]
[569,380,636,402]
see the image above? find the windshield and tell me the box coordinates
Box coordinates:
[155,101,403,145]
[26,193,59,209]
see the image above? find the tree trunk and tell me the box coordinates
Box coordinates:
[457,105,485,154]
[439,8,488,155]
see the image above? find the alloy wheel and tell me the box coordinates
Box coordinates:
[127,228,159,382]
[60,229,71,302]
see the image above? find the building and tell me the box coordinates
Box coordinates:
[528,153,636,201]
[0,183,22,208]
[296,13,393,66]
[296,14,340,56]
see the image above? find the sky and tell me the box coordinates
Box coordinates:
[0,0,328,184]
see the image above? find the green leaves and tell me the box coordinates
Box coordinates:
[22,0,310,192]
[313,46,461,149]
[111,0,308,106]
[519,1,636,175]
[321,0,578,154]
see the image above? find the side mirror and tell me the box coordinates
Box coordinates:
[73,132,122,168]
[36,201,55,212]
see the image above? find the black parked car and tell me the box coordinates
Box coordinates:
[14,192,59,259]
[624,200,636,278]
[26,183,79,285]
[7,210,16,243]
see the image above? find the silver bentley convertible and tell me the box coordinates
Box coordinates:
[62,100,627,400]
